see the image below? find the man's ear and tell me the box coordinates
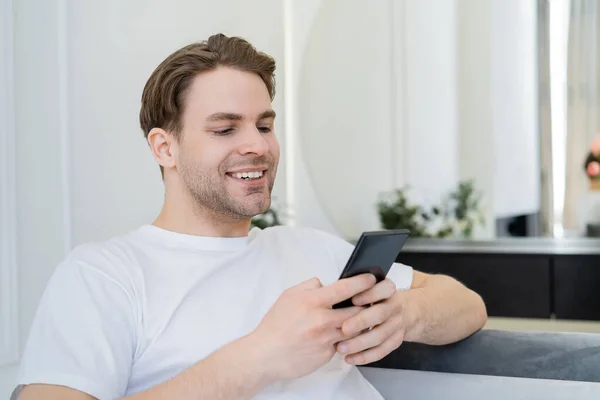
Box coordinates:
[147,128,177,171]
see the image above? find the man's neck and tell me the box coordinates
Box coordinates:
[154,187,251,238]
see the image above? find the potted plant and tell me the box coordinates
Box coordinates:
[376,180,485,239]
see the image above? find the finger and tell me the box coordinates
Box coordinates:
[293,277,323,291]
[328,327,357,345]
[330,322,368,344]
[342,303,392,336]
[351,279,396,306]
[318,274,377,306]
[325,306,365,328]
[344,328,405,365]
[336,316,401,355]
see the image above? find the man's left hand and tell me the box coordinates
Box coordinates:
[335,278,407,365]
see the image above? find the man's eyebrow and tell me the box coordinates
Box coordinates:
[205,112,243,122]
[205,110,276,123]
[258,110,276,120]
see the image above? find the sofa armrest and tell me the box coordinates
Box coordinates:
[367,329,600,382]
[358,367,600,400]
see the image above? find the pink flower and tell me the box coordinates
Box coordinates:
[588,161,600,177]
[591,133,600,156]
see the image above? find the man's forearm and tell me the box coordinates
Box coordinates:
[400,274,487,345]
[124,333,272,400]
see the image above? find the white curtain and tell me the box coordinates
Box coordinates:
[563,0,600,231]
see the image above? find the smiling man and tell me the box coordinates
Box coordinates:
[14,34,487,400]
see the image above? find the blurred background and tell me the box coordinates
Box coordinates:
[1,0,600,396]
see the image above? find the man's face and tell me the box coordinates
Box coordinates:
[174,67,280,220]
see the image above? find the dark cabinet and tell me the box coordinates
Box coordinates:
[397,253,552,318]
[554,255,600,320]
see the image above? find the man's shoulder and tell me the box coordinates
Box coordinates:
[68,228,140,261]
[57,229,144,288]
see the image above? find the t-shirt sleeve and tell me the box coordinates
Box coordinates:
[317,230,414,290]
[12,249,137,400]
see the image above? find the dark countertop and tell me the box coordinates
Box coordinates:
[346,237,600,255]
[400,237,600,255]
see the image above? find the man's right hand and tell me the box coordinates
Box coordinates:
[248,274,377,383]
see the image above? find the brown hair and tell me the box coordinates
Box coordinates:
[139,33,276,142]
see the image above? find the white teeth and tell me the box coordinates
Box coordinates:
[232,171,263,180]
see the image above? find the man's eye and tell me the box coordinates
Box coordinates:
[214,128,234,136]
[258,126,272,133]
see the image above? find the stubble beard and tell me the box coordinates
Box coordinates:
[179,156,276,221]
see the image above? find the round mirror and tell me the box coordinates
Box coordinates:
[297,0,396,238]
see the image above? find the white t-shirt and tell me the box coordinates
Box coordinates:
[13,225,413,400]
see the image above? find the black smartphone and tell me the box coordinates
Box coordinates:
[332,229,410,309]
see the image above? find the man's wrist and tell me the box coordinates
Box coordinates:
[393,288,425,342]
[232,332,279,390]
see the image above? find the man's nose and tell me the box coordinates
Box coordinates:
[237,127,270,156]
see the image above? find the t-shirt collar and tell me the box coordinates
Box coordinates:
[138,224,250,251]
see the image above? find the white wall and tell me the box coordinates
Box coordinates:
[490,0,540,218]
[0,0,73,395]
[456,0,495,238]
[403,0,460,198]
[0,0,18,390]
[0,1,286,397]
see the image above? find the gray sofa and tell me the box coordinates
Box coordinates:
[359,329,600,399]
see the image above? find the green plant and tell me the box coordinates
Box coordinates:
[446,180,485,238]
[377,180,485,239]
[250,205,284,229]
[376,187,434,237]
